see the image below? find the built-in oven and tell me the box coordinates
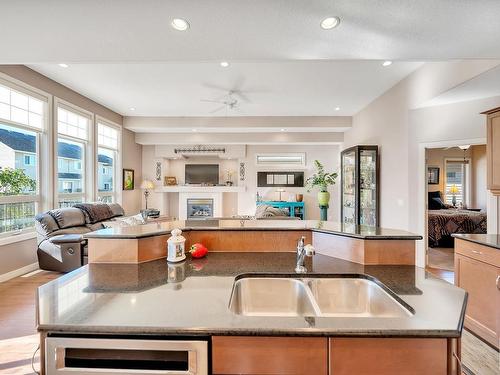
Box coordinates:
[45,337,208,374]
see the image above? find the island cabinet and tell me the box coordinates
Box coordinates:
[211,337,451,375]
[455,239,500,348]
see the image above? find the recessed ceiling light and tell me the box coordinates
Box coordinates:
[220,61,230,68]
[382,60,393,67]
[129,107,136,111]
[171,18,190,31]
[320,17,340,30]
[335,107,340,111]
[280,128,286,132]
[58,63,69,68]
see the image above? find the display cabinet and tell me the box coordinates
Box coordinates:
[341,145,379,226]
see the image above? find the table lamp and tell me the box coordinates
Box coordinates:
[449,184,459,207]
[140,180,155,209]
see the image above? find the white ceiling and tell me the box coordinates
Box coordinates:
[419,64,500,108]
[29,61,422,116]
[2,1,500,62]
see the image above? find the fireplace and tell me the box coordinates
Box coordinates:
[187,198,214,219]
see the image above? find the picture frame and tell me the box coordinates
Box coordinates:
[164,176,177,186]
[427,167,439,185]
[123,169,135,190]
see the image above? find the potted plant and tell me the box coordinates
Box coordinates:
[306,160,338,206]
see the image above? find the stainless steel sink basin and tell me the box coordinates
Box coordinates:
[228,277,317,317]
[229,276,412,318]
[307,278,412,318]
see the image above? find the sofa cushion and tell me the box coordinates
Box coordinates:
[48,226,91,237]
[35,213,60,234]
[49,207,86,229]
[255,204,289,218]
[74,203,114,224]
[108,203,125,217]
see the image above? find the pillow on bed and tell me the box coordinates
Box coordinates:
[430,197,447,209]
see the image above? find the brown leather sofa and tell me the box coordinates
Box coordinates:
[35,203,124,272]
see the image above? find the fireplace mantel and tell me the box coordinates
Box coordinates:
[155,186,245,193]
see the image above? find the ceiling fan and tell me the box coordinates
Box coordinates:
[200,90,242,114]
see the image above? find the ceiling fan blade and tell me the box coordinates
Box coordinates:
[201,99,224,104]
[231,90,251,103]
[202,82,230,92]
[210,105,227,114]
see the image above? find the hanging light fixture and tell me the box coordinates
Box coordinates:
[458,145,471,163]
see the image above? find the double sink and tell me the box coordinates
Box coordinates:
[229,275,413,318]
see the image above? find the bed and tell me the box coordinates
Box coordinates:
[427,191,487,247]
[428,209,487,247]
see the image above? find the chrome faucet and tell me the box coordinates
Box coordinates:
[295,236,315,273]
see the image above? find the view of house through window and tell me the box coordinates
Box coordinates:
[0,122,40,234]
[97,122,119,203]
[57,105,89,208]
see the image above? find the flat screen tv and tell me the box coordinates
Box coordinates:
[185,164,219,185]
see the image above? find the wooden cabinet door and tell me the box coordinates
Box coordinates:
[212,336,327,375]
[487,111,500,194]
[455,253,500,348]
[329,338,448,375]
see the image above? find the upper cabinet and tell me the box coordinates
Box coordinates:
[483,107,500,195]
[341,145,379,226]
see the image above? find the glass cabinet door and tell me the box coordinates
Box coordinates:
[359,149,377,226]
[342,150,356,225]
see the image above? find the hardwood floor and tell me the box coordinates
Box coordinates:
[0,270,59,374]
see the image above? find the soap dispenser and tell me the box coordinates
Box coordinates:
[167,228,186,263]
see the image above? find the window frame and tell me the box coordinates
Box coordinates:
[95,117,121,204]
[255,153,306,169]
[0,73,51,240]
[54,98,94,208]
[444,157,471,207]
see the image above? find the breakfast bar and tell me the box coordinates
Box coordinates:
[84,219,422,265]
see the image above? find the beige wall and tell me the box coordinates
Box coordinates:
[121,128,143,215]
[0,238,37,276]
[426,145,487,211]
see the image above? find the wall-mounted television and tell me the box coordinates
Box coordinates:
[185,164,219,185]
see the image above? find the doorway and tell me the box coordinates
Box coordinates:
[423,143,488,282]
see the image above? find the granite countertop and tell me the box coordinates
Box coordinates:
[452,233,500,250]
[84,219,422,240]
[37,252,465,338]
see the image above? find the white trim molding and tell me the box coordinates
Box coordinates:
[0,262,39,283]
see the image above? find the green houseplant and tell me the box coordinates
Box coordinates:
[306,160,338,206]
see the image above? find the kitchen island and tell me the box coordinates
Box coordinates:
[37,251,466,375]
[84,219,422,265]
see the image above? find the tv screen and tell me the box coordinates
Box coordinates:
[185,164,219,185]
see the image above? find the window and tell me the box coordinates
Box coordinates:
[0,83,44,129]
[0,95,45,236]
[97,122,120,203]
[24,154,35,166]
[445,160,470,207]
[256,153,306,167]
[57,104,90,207]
